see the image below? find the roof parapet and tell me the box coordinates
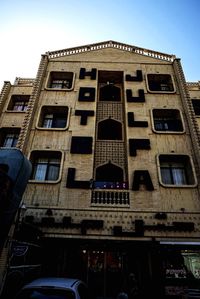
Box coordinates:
[46,40,176,62]
[14,77,35,86]
[187,81,200,88]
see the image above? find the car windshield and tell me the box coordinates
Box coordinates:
[16,288,75,299]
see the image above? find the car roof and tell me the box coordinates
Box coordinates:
[22,278,83,290]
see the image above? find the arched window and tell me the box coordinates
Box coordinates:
[99,84,121,101]
[96,162,123,182]
[98,119,122,140]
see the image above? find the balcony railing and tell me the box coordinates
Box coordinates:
[91,190,130,206]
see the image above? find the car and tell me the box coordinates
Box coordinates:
[15,277,89,299]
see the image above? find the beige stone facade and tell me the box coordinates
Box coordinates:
[15,42,200,240]
[0,41,200,298]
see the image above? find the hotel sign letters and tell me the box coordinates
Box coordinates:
[67,68,154,191]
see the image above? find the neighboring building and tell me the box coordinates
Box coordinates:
[0,41,200,298]
[188,81,200,127]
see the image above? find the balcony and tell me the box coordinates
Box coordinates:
[91,189,130,206]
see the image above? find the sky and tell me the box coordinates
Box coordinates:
[0,0,199,90]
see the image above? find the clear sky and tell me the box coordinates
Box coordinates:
[0,0,199,90]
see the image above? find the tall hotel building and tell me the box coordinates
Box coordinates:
[0,41,200,298]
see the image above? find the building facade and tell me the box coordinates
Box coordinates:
[0,41,200,298]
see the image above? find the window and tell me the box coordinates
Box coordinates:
[42,113,66,128]
[37,106,69,129]
[99,83,121,101]
[147,74,175,93]
[192,99,200,116]
[30,151,62,182]
[16,288,75,299]
[0,128,20,147]
[46,71,74,90]
[157,154,197,187]
[7,95,30,111]
[152,109,184,133]
[97,119,122,140]
[3,134,19,147]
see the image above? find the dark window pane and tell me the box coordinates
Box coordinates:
[153,109,183,132]
[48,72,73,89]
[52,114,67,128]
[8,95,30,111]
[40,108,68,129]
[192,99,200,116]
[147,74,174,92]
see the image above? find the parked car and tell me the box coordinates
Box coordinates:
[15,277,89,299]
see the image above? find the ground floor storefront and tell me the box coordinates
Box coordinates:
[1,237,200,299]
[40,238,163,299]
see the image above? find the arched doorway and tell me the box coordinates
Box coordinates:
[97,119,122,140]
[99,83,121,102]
[96,162,123,182]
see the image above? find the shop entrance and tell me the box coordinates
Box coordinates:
[40,239,159,299]
[84,250,125,299]
[79,247,149,299]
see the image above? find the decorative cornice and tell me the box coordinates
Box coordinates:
[0,81,11,114]
[187,81,200,89]
[46,40,176,62]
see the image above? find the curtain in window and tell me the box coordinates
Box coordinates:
[43,114,53,128]
[13,101,24,111]
[34,162,47,181]
[161,166,187,185]
[47,159,60,180]
[13,101,28,111]
[32,157,60,181]
[161,168,172,184]
[172,168,187,185]
[3,134,18,147]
